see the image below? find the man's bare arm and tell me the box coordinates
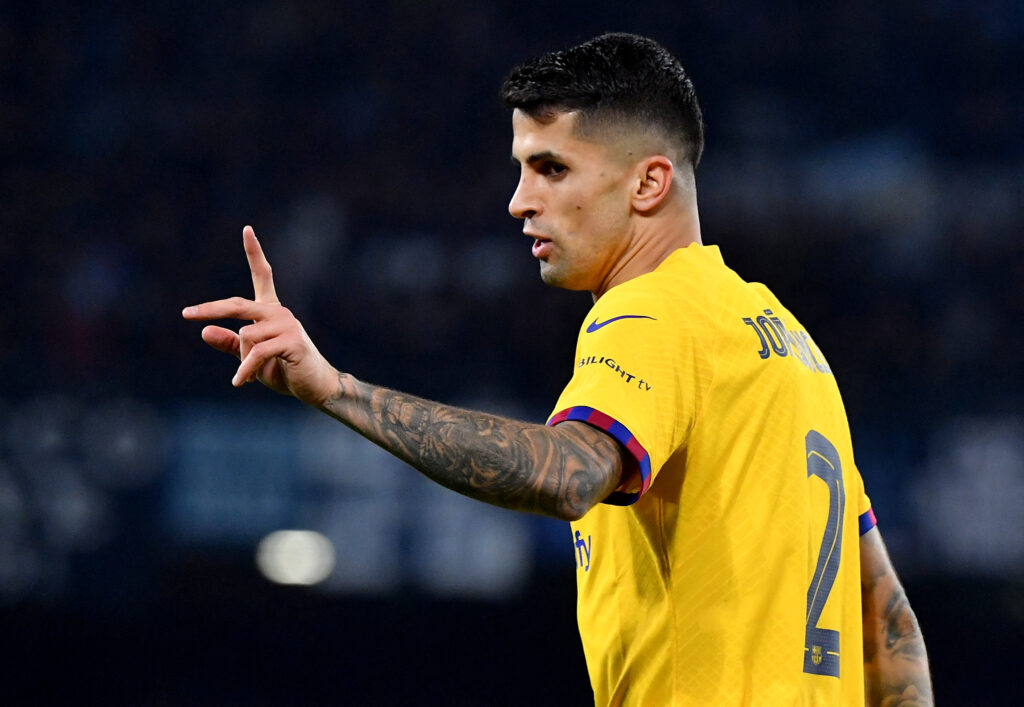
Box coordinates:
[183,226,625,521]
[322,373,624,520]
[861,526,933,706]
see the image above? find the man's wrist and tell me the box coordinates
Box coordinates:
[317,369,355,413]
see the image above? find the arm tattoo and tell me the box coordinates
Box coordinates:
[321,373,623,520]
[883,589,927,658]
[862,531,933,706]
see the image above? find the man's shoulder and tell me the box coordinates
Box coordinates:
[588,276,677,328]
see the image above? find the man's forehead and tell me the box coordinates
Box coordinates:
[510,109,594,159]
[512,108,579,136]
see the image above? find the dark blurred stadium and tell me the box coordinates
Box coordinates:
[1,1,1022,704]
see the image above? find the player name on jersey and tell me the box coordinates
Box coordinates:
[742,309,832,374]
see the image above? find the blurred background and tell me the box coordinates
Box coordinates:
[2,0,1022,704]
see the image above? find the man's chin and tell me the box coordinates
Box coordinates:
[539,263,588,291]
[539,262,563,287]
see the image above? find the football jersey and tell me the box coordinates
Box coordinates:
[547,244,876,706]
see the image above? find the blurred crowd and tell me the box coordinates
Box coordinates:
[3,1,1021,407]
[3,0,1023,567]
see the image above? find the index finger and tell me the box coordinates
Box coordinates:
[182,296,276,322]
[243,225,279,303]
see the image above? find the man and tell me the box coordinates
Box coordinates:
[184,33,932,706]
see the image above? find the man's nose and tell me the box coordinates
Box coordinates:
[508,178,538,220]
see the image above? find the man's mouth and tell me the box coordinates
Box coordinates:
[531,236,552,259]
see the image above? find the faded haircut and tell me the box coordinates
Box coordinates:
[500,33,705,168]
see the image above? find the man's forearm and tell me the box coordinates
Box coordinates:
[320,372,621,520]
[863,578,932,705]
[862,531,933,706]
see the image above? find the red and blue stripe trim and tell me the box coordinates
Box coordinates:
[547,406,651,506]
[858,508,877,535]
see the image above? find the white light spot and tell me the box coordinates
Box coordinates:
[256,530,335,586]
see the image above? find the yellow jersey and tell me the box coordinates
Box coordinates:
[547,244,876,706]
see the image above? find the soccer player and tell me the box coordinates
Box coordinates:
[184,33,932,706]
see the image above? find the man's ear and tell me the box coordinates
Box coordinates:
[632,156,674,213]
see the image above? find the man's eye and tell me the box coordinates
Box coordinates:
[541,161,567,177]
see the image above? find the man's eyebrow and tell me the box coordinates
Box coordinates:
[509,150,564,166]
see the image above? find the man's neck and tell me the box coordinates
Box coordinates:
[592,200,702,300]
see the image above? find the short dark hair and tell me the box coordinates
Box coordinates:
[501,33,705,168]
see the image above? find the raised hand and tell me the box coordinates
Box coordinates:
[183,228,624,522]
[182,226,340,406]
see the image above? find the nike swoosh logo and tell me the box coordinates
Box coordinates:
[586,314,657,333]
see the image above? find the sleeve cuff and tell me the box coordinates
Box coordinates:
[858,508,877,535]
[547,406,652,506]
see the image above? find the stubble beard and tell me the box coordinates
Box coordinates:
[538,260,557,286]
[538,258,567,288]
[538,258,589,292]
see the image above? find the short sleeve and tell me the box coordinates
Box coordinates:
[853,464,877,535]
[546,286,707,505]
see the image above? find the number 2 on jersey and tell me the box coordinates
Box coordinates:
[803,430,846,678]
